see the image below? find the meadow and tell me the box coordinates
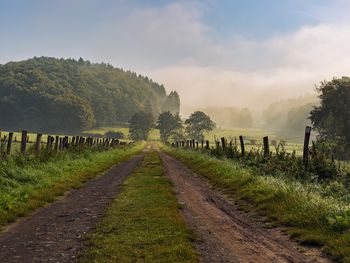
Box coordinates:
[0,142,144,227]
[83,127,306,155]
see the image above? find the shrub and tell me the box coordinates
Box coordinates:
[105,131,125,139]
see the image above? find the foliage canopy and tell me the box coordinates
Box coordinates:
[310,77,350,158]
[0,57,180,133]
[156,111,183,142]
[185,111,215,141]
[129,111,154,141]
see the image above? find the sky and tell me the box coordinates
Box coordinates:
[1,0,350,114]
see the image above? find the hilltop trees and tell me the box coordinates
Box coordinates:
[129,112,154,141]
[0,57,179,133]
[156,111,182,142]
[310,77,350,158]
[161,91,180,114]
[185,111,215,141]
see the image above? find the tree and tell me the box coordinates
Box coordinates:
[185,111,215,141]
[161,91,180,114]
[156,111,182,142]
[310,77,350,158]
[129,111,154,141]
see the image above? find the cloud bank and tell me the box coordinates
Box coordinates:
[2,0,350,115]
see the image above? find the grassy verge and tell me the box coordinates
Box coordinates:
[79,150,198,263]
[0,143,144,227]
[162,145,350,262]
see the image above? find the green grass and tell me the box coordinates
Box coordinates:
[0,143,144,227]
[205,127,275,141]
[162,145,350,262]
[84,127,160,141]
[79,150,198,263]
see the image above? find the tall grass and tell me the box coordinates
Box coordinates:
[79,151,198,262]
[0,143,143,227]
[163,146,350,262]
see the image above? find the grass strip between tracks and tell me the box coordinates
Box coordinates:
[0,143,144,228]
[162,145,350,262]
[79,150,198,263]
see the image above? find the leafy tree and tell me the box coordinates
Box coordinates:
[310,77,350,158]
[156,111,182,142]
[129,111,154,141]
[185,111,215,141]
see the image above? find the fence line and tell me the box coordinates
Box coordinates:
[172,126,312,168]
[0,129,130,156]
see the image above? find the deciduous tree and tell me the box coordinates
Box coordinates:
[185,111,215,141]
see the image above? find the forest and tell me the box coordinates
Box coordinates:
[0,57,180,133]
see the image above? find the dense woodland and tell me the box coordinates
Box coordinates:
[0,57,180,133]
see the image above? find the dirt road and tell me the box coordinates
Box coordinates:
[160,152,330,263]
[0,152,144,263]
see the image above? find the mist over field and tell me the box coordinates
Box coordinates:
[2,0,349,134]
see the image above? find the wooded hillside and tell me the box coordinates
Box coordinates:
[0,57,180,133]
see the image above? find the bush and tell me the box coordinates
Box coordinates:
[105,131,125,139]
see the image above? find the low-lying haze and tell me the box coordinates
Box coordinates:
[1,0,350,115]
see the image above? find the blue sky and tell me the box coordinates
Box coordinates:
[1,0,350,110]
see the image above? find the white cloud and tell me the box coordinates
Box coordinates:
[140,9,350,114]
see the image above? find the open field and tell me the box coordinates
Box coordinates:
[84,126,306,155]
[84,127,160,141]
[163,145,350,261]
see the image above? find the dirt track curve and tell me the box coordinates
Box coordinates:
[160,152,331,263]
[0,152,144,263]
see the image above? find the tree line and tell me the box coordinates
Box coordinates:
[129,111,215,143]
[0,57,180,134]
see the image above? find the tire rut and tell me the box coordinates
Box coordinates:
[159,152,331,263]
[0,152,144,263]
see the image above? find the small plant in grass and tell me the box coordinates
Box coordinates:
[104,130,124,139]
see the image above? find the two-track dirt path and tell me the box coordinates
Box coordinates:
[0,152,144,263]
[159,151,331,263]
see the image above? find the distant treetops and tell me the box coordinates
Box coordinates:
[0,57,180,133]
[129,110,215,142]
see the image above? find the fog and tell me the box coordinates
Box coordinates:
[1,1,350,127]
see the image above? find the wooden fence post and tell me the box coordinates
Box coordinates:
[59,137,63,150]
[47,135,52,149]
[6,132,13,155]
[21,130,27,154]
[35,134,42,155]
[64,136,69,149]
[303,126,312,168]
[216,140,220,150]
[55,136,59,150]
[239,135,245,157]
[221,137,226,152]
[263,136,269,157]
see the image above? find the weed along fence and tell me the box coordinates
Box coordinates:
[170,126,338,181]
[0,129,129,156]
[173,126,312,165]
